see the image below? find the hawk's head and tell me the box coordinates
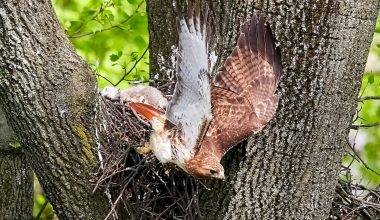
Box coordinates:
[184,153,225,179]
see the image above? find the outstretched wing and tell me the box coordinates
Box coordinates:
[166,6,212,152]
[202,15,282,157]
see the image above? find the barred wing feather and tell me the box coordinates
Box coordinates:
[166,13,212,152]
[202,15,282,157]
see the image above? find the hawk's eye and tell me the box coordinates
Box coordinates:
[209,169,218,174]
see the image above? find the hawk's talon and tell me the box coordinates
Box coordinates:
[164,169,170,176]
[163,163,175,176]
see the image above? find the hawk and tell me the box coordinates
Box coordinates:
[129,10,282,179]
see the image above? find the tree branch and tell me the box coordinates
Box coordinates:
[114,46,149,86]
[351,122,380,130]
[0,1,110,219]
[358,96,380,102]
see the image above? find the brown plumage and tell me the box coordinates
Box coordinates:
[184,15,282,178]
[129,13,282,179]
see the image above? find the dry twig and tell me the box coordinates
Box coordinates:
[95,82,203,219]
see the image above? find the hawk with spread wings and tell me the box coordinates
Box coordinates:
[129,9,282,179]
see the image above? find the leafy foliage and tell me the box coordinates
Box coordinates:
[33,190,54,220]
[343,11,380,188]
[53,0,149,89]
[345,74,380,188]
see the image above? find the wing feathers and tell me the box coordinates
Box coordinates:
[248,16,258,55]
[199,15,282,157]
[256,95,279,124]
[167,5,211,153]
[257,17,266,62]
[214,15,281,107]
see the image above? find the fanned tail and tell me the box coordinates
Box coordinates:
[129,102,165,122]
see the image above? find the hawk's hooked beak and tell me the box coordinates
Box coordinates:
[215,172,225,180]
[209,167,225,180]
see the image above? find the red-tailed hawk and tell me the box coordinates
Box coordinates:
[129,10,282,179]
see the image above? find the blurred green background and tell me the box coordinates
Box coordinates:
[344,13,380,189]
[33,0,380,218]
[54,0,149,89]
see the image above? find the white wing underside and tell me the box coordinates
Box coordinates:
[166,16,212,153]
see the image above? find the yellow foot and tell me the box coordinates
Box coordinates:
[164,164,175,176]
[165,169,170,176]
[135,142,152,155]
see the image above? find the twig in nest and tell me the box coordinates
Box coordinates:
[95,89,205,219]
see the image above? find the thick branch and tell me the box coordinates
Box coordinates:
[0,0,110,219]
[0,105,33,219]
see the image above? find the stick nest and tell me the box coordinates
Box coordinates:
[330,167,380,219]
[95,88,202,220]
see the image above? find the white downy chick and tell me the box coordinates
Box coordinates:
[101,86,120,101]
[120,85,168,110]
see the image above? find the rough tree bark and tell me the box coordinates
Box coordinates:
[0,0,110,219]
[0,105,33,219]
[147,0,379,219]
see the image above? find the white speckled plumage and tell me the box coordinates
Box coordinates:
[165,11,212,155]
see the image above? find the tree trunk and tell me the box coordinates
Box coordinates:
[0,1,110,219]
[147,0,380,219]
[0,105,33,219]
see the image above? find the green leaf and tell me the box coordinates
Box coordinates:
[110,51,123,62]
[101,9,114,22]
[110,54,120,62]
[9,141,21,149]
[85,20,103,33]
[376,107,380,117]
[80,9,97,20]
[106,13,115,22]
[368,75,375,84]
[130,14,148,34]
[130,51,138,61]
[52,0,149,90]
[113,0,122,6]
[127,0,140,5]
[68,21,82,33]
[133,36,147,49]
[132,72,142,81]
[375,16,380,33]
